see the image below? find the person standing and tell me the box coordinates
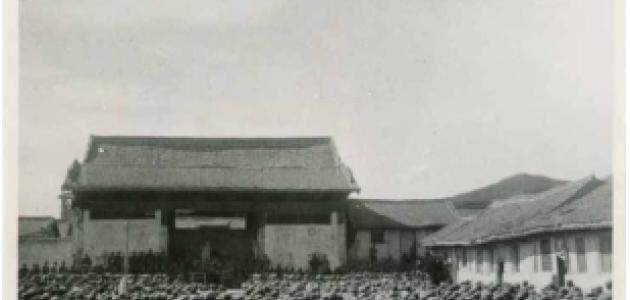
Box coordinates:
[81,254,92,273]
[58,261,67,273]
[555,250,568,286]
[369,246,377,265]
[42,261,50,274]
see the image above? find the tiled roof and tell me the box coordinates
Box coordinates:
[424,175,609,246]
[347,199,461,229]
[63,136,359,192]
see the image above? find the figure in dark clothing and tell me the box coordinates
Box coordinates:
[81,254,92,273]
[130,251,138,273]
[419,253,449,284]
[42,261,50,274]
[369,246,377,265]
[31,263,40,274]
[142,251,149,273]
[114,252,122,273]
[147,250,155,274]
[59,261,68,273]
[18,264,27,278]
[158,251,167,273]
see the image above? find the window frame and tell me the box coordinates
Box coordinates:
[512,244,520,273]
[540,239,553,271]
[575,236,587,273]
[371,230,385,244]
[488,247,494,274]
[475,248,483,273]
[533,240,539,272]
[462,248,468,267]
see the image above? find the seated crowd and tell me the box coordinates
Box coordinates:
[18,254,613,300]
[19,270,613,300]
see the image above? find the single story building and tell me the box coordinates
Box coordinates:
[424,176,612,291]
[19,216,58,239]
[347,199,461,264]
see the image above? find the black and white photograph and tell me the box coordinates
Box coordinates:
[8,1,624,300]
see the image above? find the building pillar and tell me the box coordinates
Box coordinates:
[257,212,267,259]
[155,209,168,253]
[123,220,130,274]
[330,210,346,268]
[71,207,86,265]
[82,209,90,255]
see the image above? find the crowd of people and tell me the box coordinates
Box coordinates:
[19,268,613,300]
[241,272,613,300]
[19,273,222,300]
[412,279,612,300]
[18,251,262,279]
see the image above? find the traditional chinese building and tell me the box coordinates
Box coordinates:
[62,135,360,270]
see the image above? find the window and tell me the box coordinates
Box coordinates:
[371,230,385,244]
[462,248,468,267]
[488,248,494,273]
[533,241,539,272]
[512,244,520,272]
[599,234,612,273]
[540,239,552,271]
[175,216,246,230]
[576,237,587,272]
[449,249,459,268]
[476,249,483,273]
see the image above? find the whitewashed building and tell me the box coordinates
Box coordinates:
[424,176,612,291]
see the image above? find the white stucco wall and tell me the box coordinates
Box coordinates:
[443,230,612,291]
[263,211,345,270]
[80,209,167,265]
[375,230,400,261]
[562,231,612,290]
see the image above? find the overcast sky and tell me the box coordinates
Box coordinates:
[19,0,614,216]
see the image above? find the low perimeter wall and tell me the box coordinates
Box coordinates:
[19,237,73,266]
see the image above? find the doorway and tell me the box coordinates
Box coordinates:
[496,261,504,284]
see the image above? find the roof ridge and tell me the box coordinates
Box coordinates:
[71,135,360,193]
[423,176,605,247]
[349,198,447,203]
[444,200,461,219]
[544,176,603,215]
[19,216,55,220]
[90,135,334,141]
[80,164,347,170]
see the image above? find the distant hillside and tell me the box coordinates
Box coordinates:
[449,173,566,210]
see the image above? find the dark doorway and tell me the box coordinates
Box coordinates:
[171,227,255,268]
[168,211,258,271]
[496,261,504,284]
